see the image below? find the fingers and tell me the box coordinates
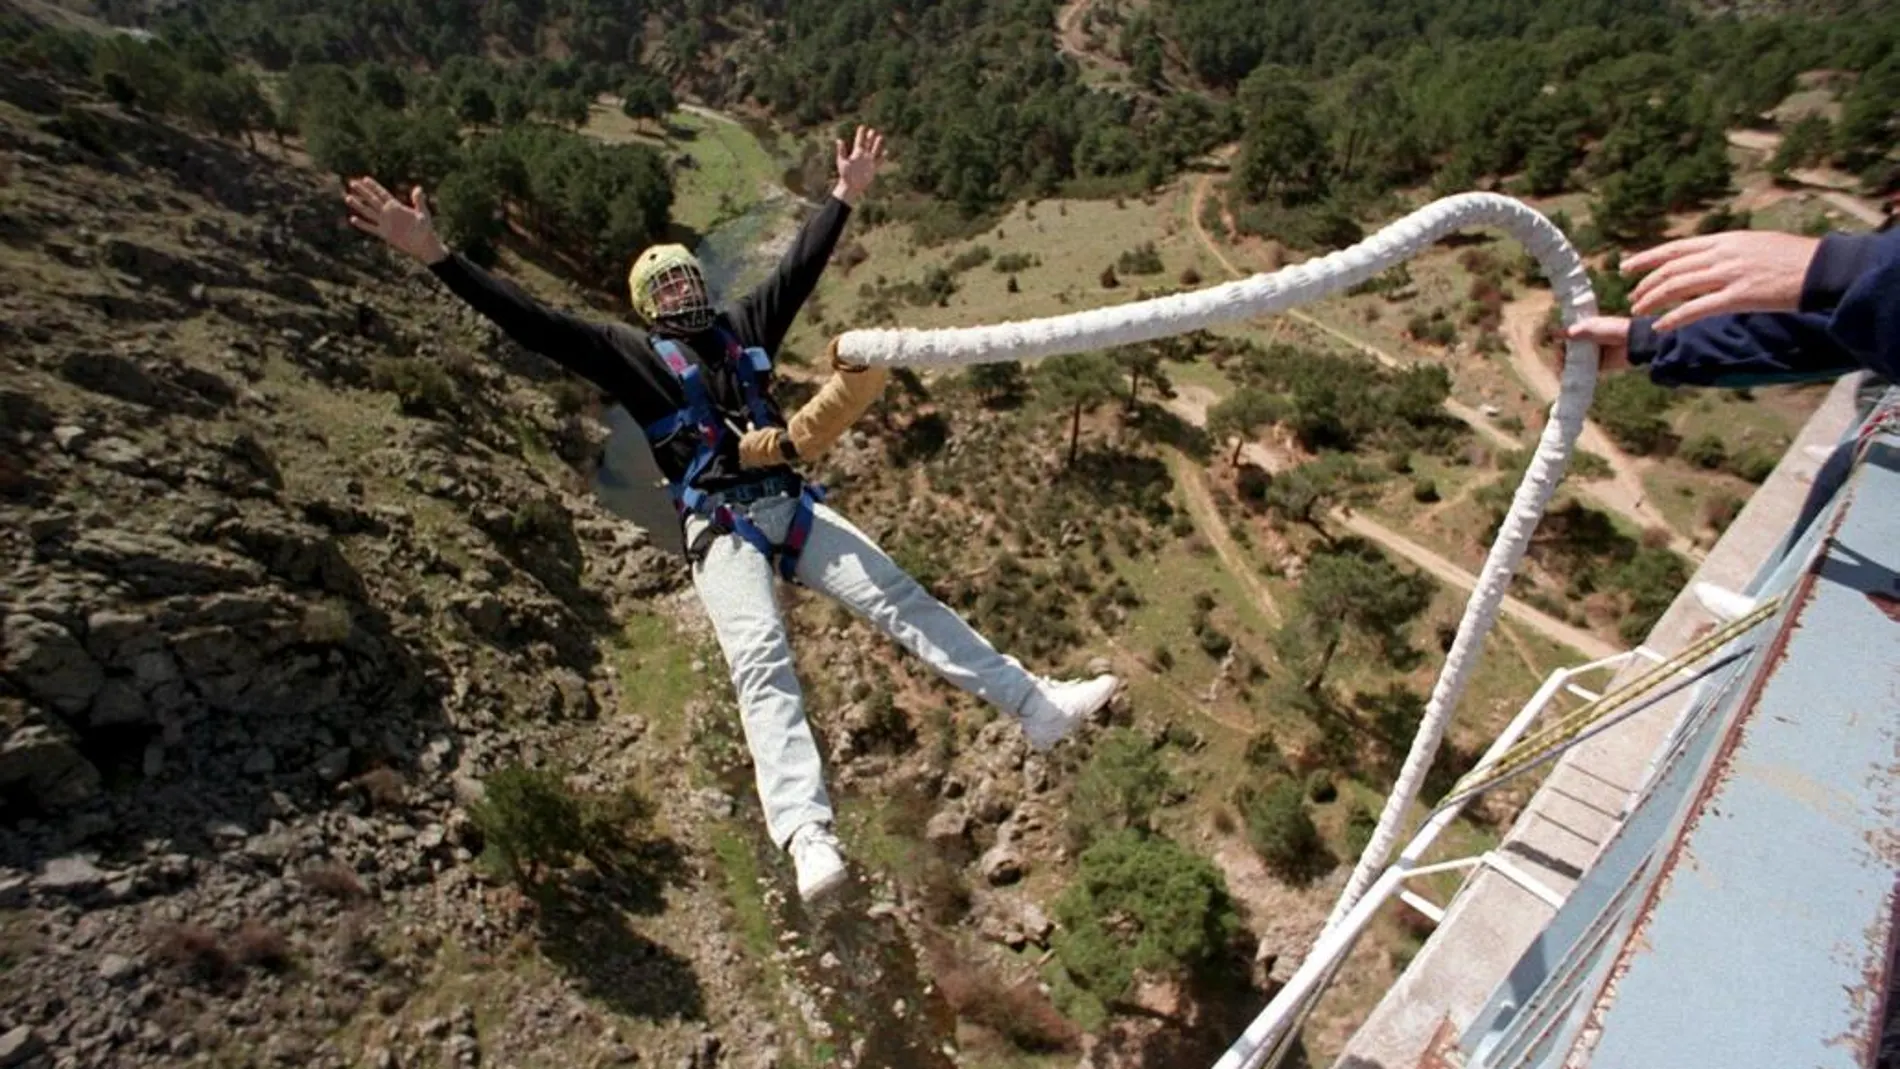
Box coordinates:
[1628,242,1719,308]
[834,137,846,166]
[410,185,429,218]
[346,214,383,236]
[1631,265,1730,317]
[1564,316,1631,346]
[1622,235,1713,275]
[358,176,396,204]
[868,127,885,160]
[854,125,869,156]
[1654,291,1736,333]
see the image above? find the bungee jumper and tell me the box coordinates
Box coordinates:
[343,126,1120,903]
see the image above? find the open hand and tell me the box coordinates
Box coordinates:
[1624,230,1819,332]
[832,126,886,206]
[345,177,449,265]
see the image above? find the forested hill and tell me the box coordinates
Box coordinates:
[13,0,1897,248]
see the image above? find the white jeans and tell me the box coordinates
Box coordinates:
[686,494,1041,847]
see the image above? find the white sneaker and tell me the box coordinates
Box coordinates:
[1018,673,1120,751]
[788,822,848,903]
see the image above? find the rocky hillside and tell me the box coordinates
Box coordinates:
[1,57,1264,1069]
[0,62,883,1069]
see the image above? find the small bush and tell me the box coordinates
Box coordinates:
[300,861,366,900]
[1195,625,1233,659]
[1244,734,1288,774]
[1068,727,1174,848]
[1702,491,1744,532]
[994,251,1039,273]
[1237,778,1333,885]
[468,765,587,887]
[1099,264,1119,289]
[1179,266,1202,286]
[152,924,235,983]
[370,357,458,418]
[1681,433,1727,470]
[1411,477,1439,503]
[1725,445,1778,484]
[1343,801,1377,858]
[1116,241,1165,275]
[355,767,406,809]
[1570,451,1613,480]
[545,378,595,416]
[230,921,292,972]
[947,245,993,273]
[1306,770,1337,804]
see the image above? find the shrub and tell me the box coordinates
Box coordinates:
[1116,241,1165,275]
[1051,830,1240,1010]
[1343,801,1378,858]
[230,921,292,972]
[1237,778,1333,884]
[947,245,993,273]
[151,924,234,983]
[1306,770,1337,804]
[1411,477,1439,503]
[1681,432,1727,470]
[300,861,366,900]
[370,356,457,418]
[1570,451,1613,480]
[1725,445,1778,484]
[1068,728,1174,847]
[1244,734,1288,775]
[468,765,587,887]
[1702,491,1744,532]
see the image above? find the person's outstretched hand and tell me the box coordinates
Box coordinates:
[1564,315,1633,372]
[832,126,886,206]
[345,177,450,265]
[1624,230,1819,332]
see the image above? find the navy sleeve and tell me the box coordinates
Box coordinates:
[428,252,627,387]
[726,196,852,355]
[1803,229,1900,382]
[1629,312,1862,389]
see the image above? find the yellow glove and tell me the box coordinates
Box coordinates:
[738,427,794,468]
[786,340,887,462]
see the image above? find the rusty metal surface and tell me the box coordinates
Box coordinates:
[1577,439,1900,1069]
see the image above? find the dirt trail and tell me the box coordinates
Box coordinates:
[1335,513,1620,661]
[1723,129,1888,227]
[1163,386,1614,660]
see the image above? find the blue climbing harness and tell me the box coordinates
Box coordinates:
[641,327,824,583]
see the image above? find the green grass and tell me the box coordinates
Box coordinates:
[785,192,1209,356]
[709,826,776,964]
[609,611,704,745]
[582,101,788,235]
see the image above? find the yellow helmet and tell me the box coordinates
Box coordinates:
[628,244,714,334]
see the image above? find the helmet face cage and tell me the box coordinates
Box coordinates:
[641,259,714,335]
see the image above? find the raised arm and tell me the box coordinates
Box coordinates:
[344,177,623,385]
[727,127,886,354]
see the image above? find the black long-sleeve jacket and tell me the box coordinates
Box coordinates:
[428,196,852,492]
